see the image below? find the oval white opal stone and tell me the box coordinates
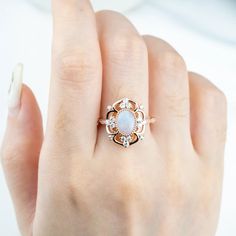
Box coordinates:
[117,110,136,135]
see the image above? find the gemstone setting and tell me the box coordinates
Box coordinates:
[117,110,136,136]
[101,98,151,148]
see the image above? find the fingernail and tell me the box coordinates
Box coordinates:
[8,63,23,115]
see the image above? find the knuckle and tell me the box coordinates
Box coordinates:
[156,50,186,73]
[54,49,99,86]
[117,178,138,203]
[157,52,188,118]
[204,86,227,109]
[66,177,83,209]
[51,104,74,139]
[115,170,143,205]
[65,173,94,212]
[40,161,86,210]
[165,176,191,208]
[166,93,189,118]
[107,34,146,65]
[1,144,24,170]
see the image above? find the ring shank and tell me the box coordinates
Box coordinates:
[98,117,156,125]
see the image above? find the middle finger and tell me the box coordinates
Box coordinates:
[96,11,149,118]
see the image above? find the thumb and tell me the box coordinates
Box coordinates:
[1,64,43,235]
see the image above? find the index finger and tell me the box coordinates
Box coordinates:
[48,0,102,154]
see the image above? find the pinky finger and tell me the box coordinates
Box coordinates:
[189,72,227,161]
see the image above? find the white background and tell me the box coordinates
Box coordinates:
[0,0,236,235]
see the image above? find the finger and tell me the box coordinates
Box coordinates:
[189,72,227,160]
[1,64,43,235]
[96,11,149,118]
[49,0,102,154]
[143,36,191,146]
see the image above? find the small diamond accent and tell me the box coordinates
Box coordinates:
[106,117,116,128]
[123,141,130,148]
[137,118,144,126]
[138,134,144,140]
[107,105,113,111]
[120,98,131,109]
[121,135,132,148]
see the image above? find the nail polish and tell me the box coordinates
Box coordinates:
[8,63,23,113]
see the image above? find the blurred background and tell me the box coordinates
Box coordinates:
[0,0,236,235]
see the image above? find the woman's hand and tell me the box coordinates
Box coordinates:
[1,0,227,235]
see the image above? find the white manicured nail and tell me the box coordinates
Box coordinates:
[8,63,23,113]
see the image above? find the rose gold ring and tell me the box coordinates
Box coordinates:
[98,98,156,148]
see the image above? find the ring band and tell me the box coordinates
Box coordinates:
[98,98,156,148]
[98,117,156,125]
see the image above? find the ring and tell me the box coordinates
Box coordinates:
[98,98,156,148]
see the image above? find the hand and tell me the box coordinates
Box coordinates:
[1,0,227,235]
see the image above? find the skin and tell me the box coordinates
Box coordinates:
[1,0,227,236]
